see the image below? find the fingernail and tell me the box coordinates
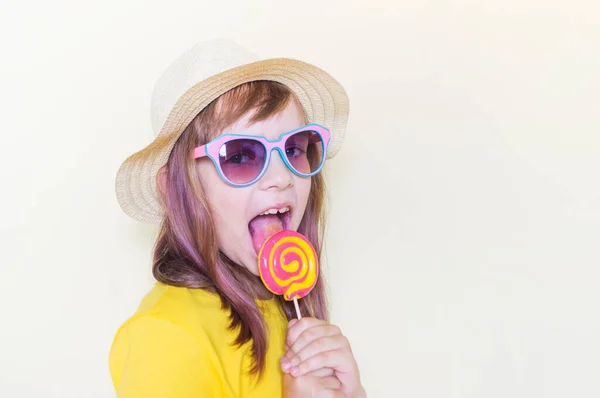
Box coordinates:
[282,361,291,372]
[291,366,300,376]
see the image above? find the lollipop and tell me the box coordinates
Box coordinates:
[258,230,318,319]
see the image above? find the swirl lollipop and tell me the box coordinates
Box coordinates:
[258,230,318,319]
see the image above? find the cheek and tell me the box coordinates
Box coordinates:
[197,162,245,231]
[196,159,221,188]
[295,178,312,220]
[208,191,245,232]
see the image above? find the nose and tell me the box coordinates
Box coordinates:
[257,150,293,191]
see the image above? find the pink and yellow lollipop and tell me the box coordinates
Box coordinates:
[258,230,318,318]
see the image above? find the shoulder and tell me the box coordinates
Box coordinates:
[139,282,224,323]
[108,315,226,396]
[115,282,230,343]
[108,283,231,396]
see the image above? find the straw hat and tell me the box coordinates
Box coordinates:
[115,39,350,224]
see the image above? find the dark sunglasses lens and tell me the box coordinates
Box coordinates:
[218,139,266,184]
[284,130,324,175]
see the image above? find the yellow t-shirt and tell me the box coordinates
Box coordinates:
[109,282,287,397]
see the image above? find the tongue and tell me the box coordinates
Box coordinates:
[249,214,284,254]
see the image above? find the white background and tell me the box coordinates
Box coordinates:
[1,0,599,397]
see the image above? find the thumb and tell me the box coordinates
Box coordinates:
[288,318,299,328]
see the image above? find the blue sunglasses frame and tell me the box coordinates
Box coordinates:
[191,123,331,187]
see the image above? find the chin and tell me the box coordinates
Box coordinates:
[242,255,260,276]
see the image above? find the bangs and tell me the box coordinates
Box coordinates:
[192,80,306,144]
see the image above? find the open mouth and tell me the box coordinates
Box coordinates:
[248,206,292,255]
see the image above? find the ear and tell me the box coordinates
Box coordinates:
[157,165,168,197]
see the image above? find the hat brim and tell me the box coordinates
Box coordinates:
[115,58,349,224]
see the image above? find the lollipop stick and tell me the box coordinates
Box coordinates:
[293,297,302,319]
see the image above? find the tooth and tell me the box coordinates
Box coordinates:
[259,207,290,216]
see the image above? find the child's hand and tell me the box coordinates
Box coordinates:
[282,372,344,398]
[281,318,367,398]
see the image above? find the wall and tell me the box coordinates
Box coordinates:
[1,0,598,396]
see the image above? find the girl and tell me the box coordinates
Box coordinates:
[109,39,366,397]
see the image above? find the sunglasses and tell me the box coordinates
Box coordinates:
[191,124,330,187]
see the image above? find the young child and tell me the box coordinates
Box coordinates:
[109,39,366,397]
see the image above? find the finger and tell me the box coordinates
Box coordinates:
[318,376,341,390]
[323,391,346,398]
[286,317,327,348]
[306,367,335,377]
[290,348,353,377]
[281,355,337,375]
[283,323,340,366]
[288,335,349,369]
[287,324,341,353]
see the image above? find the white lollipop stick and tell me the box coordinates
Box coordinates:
[293,297,302,319]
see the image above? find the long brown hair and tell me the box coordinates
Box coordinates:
[153,81,329,376]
